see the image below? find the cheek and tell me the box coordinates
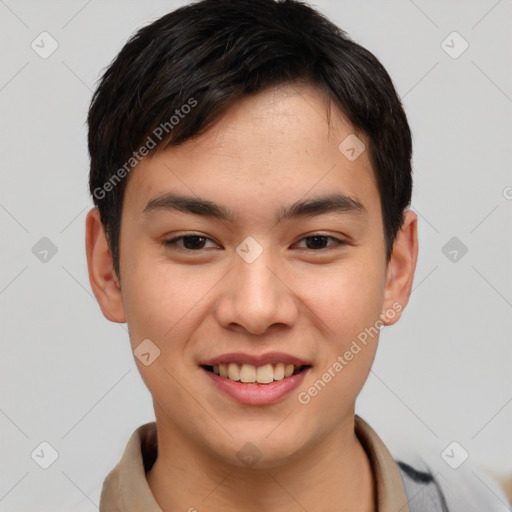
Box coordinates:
[119,259,211,391]
[298,253,386,342]
[296,258,385,420]
[120,249,225,359]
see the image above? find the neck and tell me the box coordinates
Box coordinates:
[146,410,376,512]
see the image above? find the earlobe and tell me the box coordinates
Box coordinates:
[85,207,126,323]
[381,210,419,326]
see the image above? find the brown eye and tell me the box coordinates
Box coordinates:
[163,235,218,251]
[182,236,206,250]
[295,235,345,251]
[304,235,329,250]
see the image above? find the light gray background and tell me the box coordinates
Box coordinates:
[0,0,511,510]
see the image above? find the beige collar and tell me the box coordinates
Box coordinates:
[355,415,410,512]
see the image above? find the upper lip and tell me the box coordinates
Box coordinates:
[200,352,311,367]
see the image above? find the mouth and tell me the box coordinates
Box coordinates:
[200,363,312,385]
[199,352,313,404]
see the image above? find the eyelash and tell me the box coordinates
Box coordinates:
[162,233,347,253]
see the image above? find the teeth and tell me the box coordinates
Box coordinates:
[228,362,240,381]
[284,363,294,377]
[213,362,303,384]
[274,362,285,380]
[219,364,228,378]
[240,363,256,383]
[256,363,274,384]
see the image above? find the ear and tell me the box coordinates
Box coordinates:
[85,207,126,323]
[381,209,419,326]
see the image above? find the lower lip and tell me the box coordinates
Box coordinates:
[202,366,310,405]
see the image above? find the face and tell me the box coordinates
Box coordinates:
[86,82,417,469]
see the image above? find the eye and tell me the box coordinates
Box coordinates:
[163,234,219,252]
[294,234,346,251]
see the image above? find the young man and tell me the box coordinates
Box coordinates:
[85,1,508,510]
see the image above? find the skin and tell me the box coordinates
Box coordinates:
[86,82,418,511]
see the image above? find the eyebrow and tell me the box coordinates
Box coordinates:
[142,192,367,223]
[143,193,234,220]
[277,193,367,221]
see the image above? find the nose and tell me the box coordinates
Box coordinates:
[213,247,299,336]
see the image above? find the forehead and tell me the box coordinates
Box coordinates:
[123,82,379,221]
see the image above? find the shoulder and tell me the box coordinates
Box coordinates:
[394,452,510,512]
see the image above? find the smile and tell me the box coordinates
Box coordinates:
[203,362,311,384]
[201,364,312,405]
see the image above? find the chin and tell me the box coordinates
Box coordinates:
[207,423,312,470]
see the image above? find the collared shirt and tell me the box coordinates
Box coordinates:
[99,415,420,511]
